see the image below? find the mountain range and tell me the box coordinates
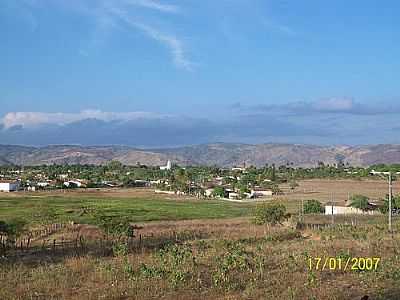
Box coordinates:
[0,143,400,167]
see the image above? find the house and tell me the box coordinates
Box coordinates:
[205,188,214,197]
[0,180,20,192]
[251,188,273,198]
[325,205,378,215]
[160,160,172,171]
[37,182,50,188]
[134,180,150,187]
[228,192,240,200]
[155,189,176,195]
[231,167,246,172]
[63,180,84,188]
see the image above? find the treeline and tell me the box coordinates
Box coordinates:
[1,162,400,190]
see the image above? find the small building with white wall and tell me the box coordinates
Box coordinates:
[251,188,273,198]
[160,160,172,170]
[325,205,378,215]
[0,181,20,192]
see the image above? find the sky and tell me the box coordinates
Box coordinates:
[1,0,400,147]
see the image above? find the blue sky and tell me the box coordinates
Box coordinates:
[1,0,400,146]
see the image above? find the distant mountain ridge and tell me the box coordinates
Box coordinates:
[0,143,400,167]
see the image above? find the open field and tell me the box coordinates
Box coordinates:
[0,188,253,226]
[2,179,400,299]
[2,216,400,299]
[284,178,399,202]
[1,178,396,225]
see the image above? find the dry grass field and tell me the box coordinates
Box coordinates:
[277,178,398,207]
[1,217,400,300]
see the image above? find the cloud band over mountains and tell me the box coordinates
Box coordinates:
[1,97,400,146]
[233,98,400,116]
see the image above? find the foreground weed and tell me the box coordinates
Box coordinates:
[212,241,255,290]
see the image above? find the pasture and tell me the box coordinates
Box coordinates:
[0,188,253,226]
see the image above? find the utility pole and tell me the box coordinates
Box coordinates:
[389,172,392,233]
[371,171,394,233]
[331,192,334,225]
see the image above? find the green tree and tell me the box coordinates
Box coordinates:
[349,194,370,211]
[379,194,400,214]
[303,199,324,214]
[254,203,287,226]
[212,186,225,198]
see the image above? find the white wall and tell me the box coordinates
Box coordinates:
[325,205,377,215]
[0,182,19,192]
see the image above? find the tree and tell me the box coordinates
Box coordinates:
[212,186,225,198]
[94,213,134,241]
[238,185,250,199]
[379,194,400,214]
[349,194,370,211]
[107,160,123,172]
[303,199,324,214]
[254,203,287,226]
[271,164,276,182]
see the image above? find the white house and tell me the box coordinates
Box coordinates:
[205,188,214,197]
[37,182,50,188]
[160,160,172,171]
[0,181,20,192]
[155,189,175,195]
[325,205,378,215]
[228,192,240,200]
[63,180,83,188]
[231,167,246,172]
[251,188,273,198]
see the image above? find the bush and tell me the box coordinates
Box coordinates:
[212,242,255,290]
[212,186,225,198]
[93,213,134,241]
[254,203,287,225]
[0,219,27,238]
[156,243,195,287]
[349,194,369,211]
[303,200,324,214]
[379,194,400,214]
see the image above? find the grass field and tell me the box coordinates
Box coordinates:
[1,178,395,226]
[0,188,254,226]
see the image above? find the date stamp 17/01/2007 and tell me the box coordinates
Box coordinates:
[308,257,380,272]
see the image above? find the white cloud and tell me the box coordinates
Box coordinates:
[1,110,163,129]
[312,98,355,112]
[108,5,193,70]
[14,0,191,70]
[124,0,180,13]
[261,18,296,36]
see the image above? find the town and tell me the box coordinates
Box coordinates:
[0,160,398,214]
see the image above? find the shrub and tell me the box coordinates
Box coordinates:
[349,194,370,211]
[379,194,400,214]
[303,200,324,214]
[156,243,195,287]
[93,213,134,241]
[254,203,287,225]
[212,242,255,290]
[0,219,27,238]
[212,186,225,198]
[112,243,129,257]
